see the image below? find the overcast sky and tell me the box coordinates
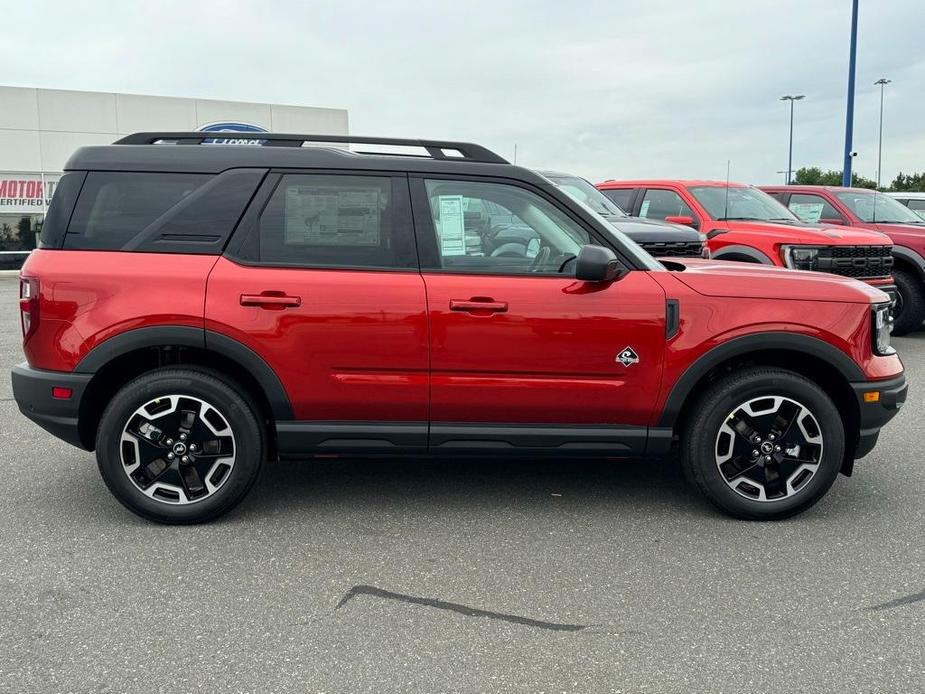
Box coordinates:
[2,0,922,185]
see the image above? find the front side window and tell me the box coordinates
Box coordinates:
[257,174,415,269]
[599,188,636,213]
[423,179,590,275]
[639,189,695,221]
[688,185,798,223]
[834,190,925,224]
[906,199,925,215]
[545,175,628,219]
[787,193,844,224]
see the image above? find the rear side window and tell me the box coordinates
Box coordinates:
[63,170,264,253]
[39,171,86,248]
[599,188,635,213]
[66,173,209,249]
[256,174,416,269]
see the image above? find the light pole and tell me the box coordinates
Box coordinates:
[875,78,891,189]
[842,0,859,187]
[780,95,805,184]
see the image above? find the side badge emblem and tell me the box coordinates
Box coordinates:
[617,346,640,367]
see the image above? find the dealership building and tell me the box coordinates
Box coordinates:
[0,86,349,269]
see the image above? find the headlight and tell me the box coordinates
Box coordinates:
[699,234,711,258]
[872,303,895,356]
[782,245,821,270]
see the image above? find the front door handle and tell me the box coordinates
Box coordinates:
[240,292,302,308]
[449,298,508,314]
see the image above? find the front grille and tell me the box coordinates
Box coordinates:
[640,240,705,258]
[817,245,893,279]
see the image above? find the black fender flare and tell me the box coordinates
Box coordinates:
[657,332,864,428]
[74,326,293,420]
[711,245,774,264]
[891,245,925,280]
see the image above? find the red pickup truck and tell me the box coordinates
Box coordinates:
[596,179,897,305]
[761,185,925,334]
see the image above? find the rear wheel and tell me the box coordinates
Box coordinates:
[891,267,925,335]
[680,367,844,520]
[96,368,265,524]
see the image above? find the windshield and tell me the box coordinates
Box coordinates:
[689,185,800,223]
[546,175,629,218]
[834,190,925,224]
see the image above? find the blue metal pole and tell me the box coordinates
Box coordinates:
[842,0,859,187]
[787,99,795,184]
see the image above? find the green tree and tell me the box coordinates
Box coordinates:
[890,172,925,192]
[792,167,877,189]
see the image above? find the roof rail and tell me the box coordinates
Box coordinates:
[113,132,509,164]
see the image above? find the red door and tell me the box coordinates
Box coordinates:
[411,175,667,453]
[205,172,429,449]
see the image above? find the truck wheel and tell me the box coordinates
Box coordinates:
[891,267,925,335]
[680,367,844,520]
[95,368,265,524]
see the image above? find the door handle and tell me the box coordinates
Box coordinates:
[449,298,508,314]
[240,292,302,308]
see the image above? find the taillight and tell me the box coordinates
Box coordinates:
[19,277,39,340]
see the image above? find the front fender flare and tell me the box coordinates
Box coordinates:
[657,331,864,428]
[711,245,774,264]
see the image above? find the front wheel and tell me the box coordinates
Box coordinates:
[96,368,265,524]
[891,267,925,336]
[680,367,845,520]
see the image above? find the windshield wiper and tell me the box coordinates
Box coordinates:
[717,216,761,221]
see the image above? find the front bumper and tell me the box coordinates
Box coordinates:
[850,373,907,459]
[11,362,93,450]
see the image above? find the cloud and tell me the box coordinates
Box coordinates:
[1,0,921,185]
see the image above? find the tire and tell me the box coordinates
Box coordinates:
[680,367,844,520]
[96,367,265,524]
[891,267,925,336]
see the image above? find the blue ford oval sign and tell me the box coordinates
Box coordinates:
[197,121,268,145]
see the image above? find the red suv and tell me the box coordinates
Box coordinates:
[761,185,925,334]
[596,180,897,303]
[12,133,906,523]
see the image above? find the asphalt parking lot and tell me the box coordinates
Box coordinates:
[0,277,923,694]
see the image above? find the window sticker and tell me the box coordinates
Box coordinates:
[284,186,381,246]
[437,195,466,256]
[789,202,824,223]
[640,200,650,217]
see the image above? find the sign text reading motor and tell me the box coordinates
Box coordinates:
[0,178,58,208]
[0,176,58,212]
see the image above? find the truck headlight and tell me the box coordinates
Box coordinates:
[699,234,711,258]
[872,303,895,356]
[782,245,820,271]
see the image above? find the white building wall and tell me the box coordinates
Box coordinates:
[0,85,349,173]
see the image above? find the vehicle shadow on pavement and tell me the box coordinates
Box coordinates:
[230,455,712,522]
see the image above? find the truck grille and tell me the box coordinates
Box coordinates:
[640,241,705,258]
[817,245,893,279]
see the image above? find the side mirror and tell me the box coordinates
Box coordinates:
[820,217,845,226]
[665,215,695,227]
[576,245,622,282]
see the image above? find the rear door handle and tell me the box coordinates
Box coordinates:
[240,292,302,308]
[449,298,508,314]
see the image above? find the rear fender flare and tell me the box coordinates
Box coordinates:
[74,326,293,420]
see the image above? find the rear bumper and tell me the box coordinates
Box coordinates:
[11,363,92,450]
[851,373,907,459]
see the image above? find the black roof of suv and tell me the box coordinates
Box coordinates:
[52,132,660,269]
